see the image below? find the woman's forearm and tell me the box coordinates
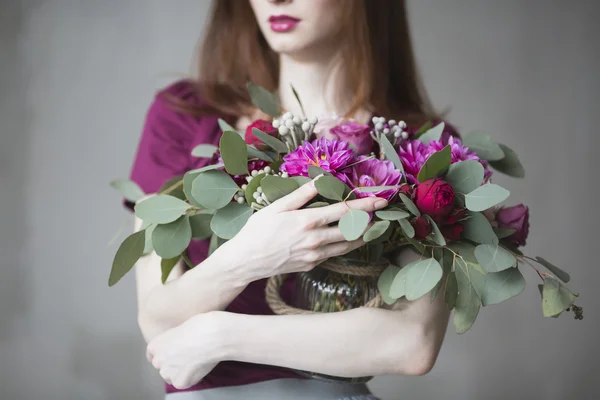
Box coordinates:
[220,299,450,377]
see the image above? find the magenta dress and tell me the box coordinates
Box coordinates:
[125,80,302,395]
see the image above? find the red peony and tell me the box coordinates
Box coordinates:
[399,184,413,197]
[413,216,432,240]
[441,223,464,242]
[413,178,455,221]
[245,119,278,149]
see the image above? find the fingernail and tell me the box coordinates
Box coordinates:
[374,199,388,209]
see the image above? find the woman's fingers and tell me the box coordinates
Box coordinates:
[316,226,346,244]
[317,238,365,261]
[264,178,320,213]
[304,197,388,226]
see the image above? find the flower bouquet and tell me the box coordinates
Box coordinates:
[109,82,582,380]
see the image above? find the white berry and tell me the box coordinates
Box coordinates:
[237,197,245,204]
[302,122,310,132]
[272,120,280,128]
[279,126,290,135]
[401,131,409,139]
[308,116,318,125]
[264,166,272,174]
[251,170,258,177]
[394,131,401,138]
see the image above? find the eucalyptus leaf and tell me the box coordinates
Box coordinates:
[398,218,415,238]
[108,230,146,286]
[252,128,288,153]
[306,201,330,209]
[309,166,329,179]
[247,82,281,117]
[247,145,276,162]
[536,257,570,283]
[494,227,516,239]
[417,145,452,182]
[417,122,445,145]
[364,220,391,242]
[425,215,446,246]
[218,118,237,133]
[315,175,346,201]
[481,267,526,306]
[187,163,225,174]
[339,209,370,241]
[191,144,219,158]
[110,179,145,202]
[474,244,516,273]
[261,175,299,203]
[291,176,312,186]
[404,258,444,301]
[183,171,203,207]
[399,193,420,217]
[489,143,525,178]
[244,173,266,205]
[390,266,409,299]
[159,176,185,200]
[134,195,191,224]
[210,203,253,240]
[380,134,405,176]
[445,160,485,194]
[465,184,510,212]
[462,132,505,161]
[445,272,458,310]
[161,256,181,284]
[378,265,402,305]
[357,185,403,193]
[454,261,482,334]
[191,170,239,210]
[455,257,486,300]
[220,131,249,176]
[542,277,575,317]
[448,242,477,262]
[143,223,156,254]
[152,216,192,259]
[462,212,499,245]
[188,213,213,239]
[375,210,410,221]
[208,234,225,256]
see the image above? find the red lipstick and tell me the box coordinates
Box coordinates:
[268,15,300,33]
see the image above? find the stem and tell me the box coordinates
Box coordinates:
[159,179,184,195]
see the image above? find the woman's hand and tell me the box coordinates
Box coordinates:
[146,312,226,390]
[213,178,388,282]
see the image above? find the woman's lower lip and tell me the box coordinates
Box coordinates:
[270,20,299,33]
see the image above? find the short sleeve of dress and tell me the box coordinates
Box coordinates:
[124,81,199,210]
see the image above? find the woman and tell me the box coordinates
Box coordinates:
[128,0,451,399]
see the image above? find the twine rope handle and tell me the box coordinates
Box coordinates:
[265,258,387,315]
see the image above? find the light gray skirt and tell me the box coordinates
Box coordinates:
[164,378,380,400]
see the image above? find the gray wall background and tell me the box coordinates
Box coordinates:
[0,1,598,399]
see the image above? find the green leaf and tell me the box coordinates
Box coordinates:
[448,242,477,262]
[244,173,266,205]
[380,134,405,176]
[494,227,516,239]
[308,166,329,179]
[191,170,239,210]
[390,266,409,298]
[143,223,156,254]
[187,163,225,175]
[403,258,444,301]
[191,144,219,158]
[424,215,446,246]
[161,256,181,284]
[465,184,510,212]
[445,160,485,194]
[260,175,299,203]
[218,118,237,133]
[315,175,346,201]
[290,84,306,117]
[445,272,458,310]
[188,213,213,239]
[417,145,452,183]
[474,244,516,273]
[219,131,249,176]
[414,121,433,137]
[462,212,499,245]
[398,218,415,238]
[399,193,420,217]
[208,234,226,256]
[542,277,575,317]
[134,195,191,224]
[159,176,185,200]
[152,216,192,259]
[378,265,402,305]
[247,81,281,117]
[252,128,288,153]
[364,220,391,242]
[375,210,410,221]
[183,171,202,207]
[108,230,146,286]
[417,122,445,144]
[357,185,403,193]
[454,260,482,334]
[291,176,312,186]
[489,143,525,178]
[481,267,526,306]
[110,179,145,202]
[339,209,370,241]
[210,202,253,240]
[462,132,505,161]
[536,257,570,283]
[306,201,330,209]
[247,145,276,162]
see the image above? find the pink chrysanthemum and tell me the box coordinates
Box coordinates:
[398,140,432,184]
[428,136,493,180]
[343,157,402,201]
[280,137,356,179]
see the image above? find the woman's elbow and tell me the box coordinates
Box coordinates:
[391,324,444,376]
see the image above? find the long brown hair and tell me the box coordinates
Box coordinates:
[177,0,437,125]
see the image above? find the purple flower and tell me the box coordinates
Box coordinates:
[397,140,432,184]
[330,121,374,155]
[496,204,530,247]
[343,157,402,201]
[428,136,493,180]
[280,137,356,179]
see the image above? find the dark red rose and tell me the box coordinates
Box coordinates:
[413,216,432,240]
[245,119,277,149]
[496,204,530,247]
[441,223,464,242]
[444,208,467,225]
[413,178,455,221]
[399,184,413,197]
